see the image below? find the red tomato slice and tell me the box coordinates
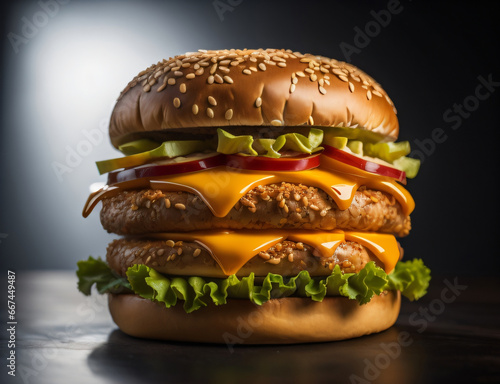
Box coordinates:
[224,153,320,171]
[322,145,406,184]
[107,154,225,185]
[107,152,321,185]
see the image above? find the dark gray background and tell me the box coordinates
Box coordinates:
[1,0,499,275]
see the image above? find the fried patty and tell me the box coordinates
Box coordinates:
[100,183,411,237]
[106,237,387,279]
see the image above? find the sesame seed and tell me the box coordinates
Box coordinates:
[186,73,195,79]
[210,63,217,74]
[207,75,214,84]
[167,78,176,85]
[243,69,252,75]
[249,66,257,72]
[230,60,239,66]
[287,253,294,262]
[175,203,186,210]
[208,96,217,106]
[214,74,223,83]
[302,196,309,207]
[223,75,233,83]
[145,255,152,264]
[207,107,214,118]
[177,248,183,256]
[259,251,271,260]
[308,116,314,125]
[310,74,318,82]
[271,119,283,126]
[173,98,181,108]
[296,71,305,77]
[372,90,383,97]
[195,68,204,76]
[290,84,296,93]
[179,83,187,93]
[277,62,287,68]
[143,84,151,92]
[157,83,167,92]
[193,248,201,257]
[219,66,230,73]
[292,77,298,84]
[367,90,372,100]
[166,240,175,247]
[339,75,349,82]
[157,249,165,256]
[174,71,183,77]
[255,97,262,107]
[192,104,199,115]
[309,204,320,211]
[164,198,171,208]
[304,68,314,74]
[225,109,233,120]
[348,82,355,93]
[266,257,281,265]
[319,86,327,95]
[258,63,267,71]
[219,59,231,66]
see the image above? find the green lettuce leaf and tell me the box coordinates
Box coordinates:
[387,259,431,300]
[76,258,431,312]
[96,140,208,174]
[216,128,258,156]
[76,256,131,295]
[216,128,323,158]
[276,128,323,154]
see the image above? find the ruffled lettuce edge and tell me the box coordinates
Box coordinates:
[76,257,430,313]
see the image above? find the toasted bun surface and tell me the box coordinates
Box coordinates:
[108,291,400,344]
[110,49,398,148]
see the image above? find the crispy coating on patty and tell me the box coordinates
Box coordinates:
[106,237,384,278]
[100,183,411,236]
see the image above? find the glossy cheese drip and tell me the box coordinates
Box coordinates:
[83,158,414,218]
[149,230,399,275]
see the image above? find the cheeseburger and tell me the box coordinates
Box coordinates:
[77,48,430,344]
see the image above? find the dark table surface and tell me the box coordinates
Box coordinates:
[2,271,499,384]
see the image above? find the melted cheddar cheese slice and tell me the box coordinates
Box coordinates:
[149,230,400,275]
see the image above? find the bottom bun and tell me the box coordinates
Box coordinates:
[108,291,401,344]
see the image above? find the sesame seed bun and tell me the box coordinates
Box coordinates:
[108,291,400,344]
[109,49,398,148]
